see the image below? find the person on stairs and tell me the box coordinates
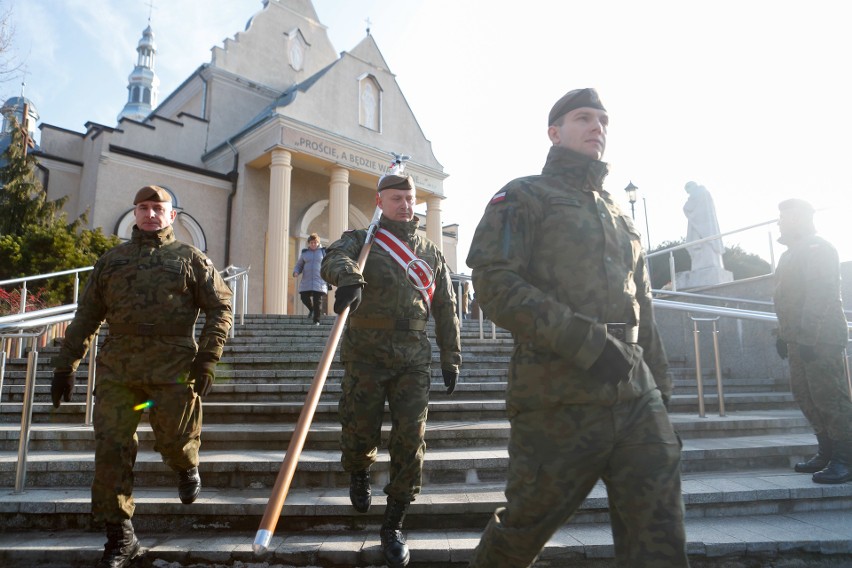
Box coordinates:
[51,185,233,567]
[321,167,462,567]
[293,232,329,325]
[774,198,852,484]
[465,88,690,567]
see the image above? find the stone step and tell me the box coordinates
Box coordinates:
[0,433,828,490]
[1,469,850,536]
[0,393,802,424]
[2,511,851,568]
[0,386,796,411]
[0,410,813,452]
[4,313,843,567]
[2,354,513,371]
[2,372,788,393]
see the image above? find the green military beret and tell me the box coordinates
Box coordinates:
[548,88,606,126]
[133,185,172,205]
[778,198,814,215]
[377,173,415,192]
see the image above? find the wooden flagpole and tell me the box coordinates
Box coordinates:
[253,206,381,554]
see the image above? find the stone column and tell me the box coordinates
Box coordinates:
[328,165,350,241]
[425,194,443,251]
[327,165,350,312]
[264,148,292,314]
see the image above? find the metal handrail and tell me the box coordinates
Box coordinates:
[655,296,852,417]
[652,289,775,308]
[656,297,852,331]
[689,316,725,418]
[645,218,778,291]
[0,306,78,330]
[221,265,250,336]
[0,266,95,288]
[655,288,852,318]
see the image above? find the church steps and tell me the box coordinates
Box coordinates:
[0,433,830,491]
[0,396,804,425]
[1,513,850,568]
[0,410,813,452]
[1,470,850,535]
[1,314,848,566]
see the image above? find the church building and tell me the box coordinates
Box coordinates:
[31,0,457,314]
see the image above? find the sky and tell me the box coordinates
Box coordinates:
[6,0,852,272]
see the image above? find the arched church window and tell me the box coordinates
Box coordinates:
[358,75,381,132]
[131,86,140,103]
[143,88,151,104]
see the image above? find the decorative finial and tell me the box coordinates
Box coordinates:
[145,0,156,24]
[388,151,411,175]
[365,17,372,36]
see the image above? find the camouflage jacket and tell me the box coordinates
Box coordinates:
[53,225,233,381]
[774,232,848,347]
[321,215,461,371]
[466,146,669,414]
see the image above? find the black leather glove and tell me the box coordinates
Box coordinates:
[333,284,363,314]
[51,369,76,409]
[798,344,817,363]
[587,336,639,386]
[189,353,217,397]
[442,369,458,395]
[775,338,788,359]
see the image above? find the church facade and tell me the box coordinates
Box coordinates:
[32,0,457,314]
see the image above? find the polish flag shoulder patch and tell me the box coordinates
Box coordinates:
[489,191,507,205]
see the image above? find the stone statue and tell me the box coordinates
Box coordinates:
[683,181,724,270]
[675,181,733,289]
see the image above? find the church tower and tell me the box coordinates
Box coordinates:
[117,23,160,122]
[0,82,40,153]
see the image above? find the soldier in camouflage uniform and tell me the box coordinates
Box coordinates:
[321,171,461,568]
[466,88,689,567]
[51,185,233,568]
[774,198,852,484]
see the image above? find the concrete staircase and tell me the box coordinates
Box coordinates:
[0,315,850,567]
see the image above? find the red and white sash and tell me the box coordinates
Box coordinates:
[373,228,435,308]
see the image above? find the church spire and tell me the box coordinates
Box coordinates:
[117,18,160,123]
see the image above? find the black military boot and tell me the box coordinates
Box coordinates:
[795,433,833,473]
[349,469,371,513]
[97,520,142,568]
[178,466,201,504]
[812,440,852,484]
[380,495,410,567]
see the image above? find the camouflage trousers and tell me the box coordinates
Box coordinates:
[338,361,430,502]
[91,370,202,523]
[788,343,852,442]
[469,389,689,568]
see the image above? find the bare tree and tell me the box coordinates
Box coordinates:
[0,5,22,83]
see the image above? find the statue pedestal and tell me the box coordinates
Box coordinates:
[675,267,733,290]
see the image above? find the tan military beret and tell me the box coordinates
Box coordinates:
[548,88,606,126]
[778,198,814,215]
[377,174,415,192]
[133,185,172,205]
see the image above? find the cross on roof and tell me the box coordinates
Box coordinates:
[145,0,156,23]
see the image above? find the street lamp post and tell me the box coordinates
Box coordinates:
[624,181,638,219]
[642,196,652,250]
